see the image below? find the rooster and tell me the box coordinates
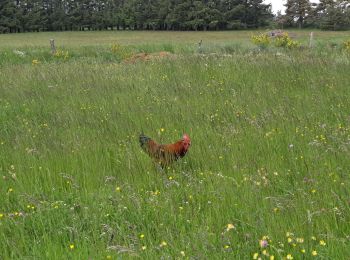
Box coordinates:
[139,133,191,167]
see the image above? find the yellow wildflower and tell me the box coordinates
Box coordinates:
[286,232,293,237]
[226,223,235,231]
[301,249,306,253]
[270,256,274,260]
[286,254,293,259]
[296,237,304,243]
[140,234,145,239]
[253,253,259,259]
[141,246,147,250]
[312,250,317,256]
[160,241,167,247]
[319,240,326,246]
[115,187,121,192]
[69,244,74,250]
[180,251,185,256]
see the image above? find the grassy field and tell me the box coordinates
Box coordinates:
[0,31,350,259]
[0,30,349,48]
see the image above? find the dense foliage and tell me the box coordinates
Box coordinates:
[1,0,349,33]
[0,0,272,33]
[279,0,350,30]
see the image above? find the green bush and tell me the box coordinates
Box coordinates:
[111,43,133,60]
[343,40,350,52]
[274,33,300,49]
[251,33,270,49]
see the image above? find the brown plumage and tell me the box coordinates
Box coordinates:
[139,133,191,167]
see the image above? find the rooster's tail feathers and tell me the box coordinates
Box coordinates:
[139,134,151,148]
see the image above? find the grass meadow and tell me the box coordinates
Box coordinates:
[0,30,350,259]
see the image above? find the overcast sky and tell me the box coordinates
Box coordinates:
[264,0,320,14]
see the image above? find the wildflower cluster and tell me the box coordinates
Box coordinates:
[252,233,327,259]
[251,32,300,50]
[343,40,350,52]
[274,33,300,49]
[53,49,69,60]
[111,43,133,60]
[251,33,271,49]
[32,59,40,65]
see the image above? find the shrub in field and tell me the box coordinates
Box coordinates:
[251,33,270,49]
[274,33,300,49]
[111,43,133,60]
[274,33,290,47]
[53,49,69,60]
[31,59,40,65]
[252,32,300,50]
[343,40,350,52]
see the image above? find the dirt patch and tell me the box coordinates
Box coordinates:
[123,51,175,64]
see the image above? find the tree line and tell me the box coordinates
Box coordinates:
[280,0,350,30]
[0,0,349,33]
[0,0,272,33]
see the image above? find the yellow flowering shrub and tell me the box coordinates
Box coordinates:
[343,40,350,52]
[53,49,69,60]
[111,43,133,59]
[274,33,300,49]
[251,32,300,50]
[251,33,270,49]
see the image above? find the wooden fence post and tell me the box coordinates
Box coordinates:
[198,39,202,53]
[50,39,56,54]
[309,32,314,48]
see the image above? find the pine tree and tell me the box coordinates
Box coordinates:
[0,0,274,33]
[246,0,272,28]
[317,0,350,30]
[285,0,312,28]
[0,0,21,33]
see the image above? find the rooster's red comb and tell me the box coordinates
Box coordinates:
[182,134,190,141]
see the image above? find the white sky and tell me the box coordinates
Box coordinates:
[264,0,320,14]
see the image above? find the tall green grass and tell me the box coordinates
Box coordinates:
[0,31,350,259]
